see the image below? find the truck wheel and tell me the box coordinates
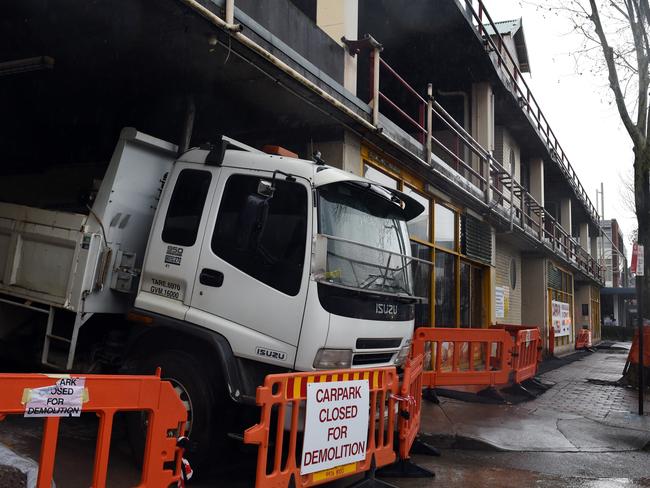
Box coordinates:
[125,349,223,469]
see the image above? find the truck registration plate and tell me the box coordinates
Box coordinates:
[149,278,183,300]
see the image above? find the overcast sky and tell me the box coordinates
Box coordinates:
[484,0,636,252]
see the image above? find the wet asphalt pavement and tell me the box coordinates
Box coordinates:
[1,346,650,487]
[1,412,650,487]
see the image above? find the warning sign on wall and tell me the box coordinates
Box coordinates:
[300,380,369,475]
[23,377,86,417]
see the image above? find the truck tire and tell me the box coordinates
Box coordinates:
[125,349,224,469]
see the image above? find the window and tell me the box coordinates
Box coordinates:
[411,241,433,327]
[461,262,484,328]
[509,258,517,289]
[435,251,456,326]
[363,164,399,189]
[403,186,430,242]
[211,174,308,296]
[162,169,212,246]
[434,203,456,250]
[318,183,413,296]
[548,263,574,346]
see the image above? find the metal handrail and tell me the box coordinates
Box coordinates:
[365,30,604,283]
[380,58,426,104]
[372,54,427,141]
[464,0,601,224]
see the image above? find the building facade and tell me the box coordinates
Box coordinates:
[599,219,632,326]
[1,0,605,356]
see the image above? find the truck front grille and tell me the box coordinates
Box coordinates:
[356,338,402,349]
[352,353,394,366]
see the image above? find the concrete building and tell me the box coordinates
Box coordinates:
[1,0,604,356]
[599,219,632,326]
[600,219,629,288]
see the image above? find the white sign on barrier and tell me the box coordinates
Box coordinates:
[300,380,369,476]
[24,377,86,417]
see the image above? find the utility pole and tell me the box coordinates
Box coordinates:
[632,242,645,415]
[596,185,606,272]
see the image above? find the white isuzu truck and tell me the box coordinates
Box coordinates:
[0,128,424,463]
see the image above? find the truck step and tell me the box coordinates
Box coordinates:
[46,334,72,344]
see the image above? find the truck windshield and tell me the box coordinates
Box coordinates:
[317,182,414,297]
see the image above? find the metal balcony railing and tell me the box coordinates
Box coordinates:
[462,0,601,226]
[188,0,604,283]
[364,44,604,283]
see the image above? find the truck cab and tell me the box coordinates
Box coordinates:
[135,138,424,378]
[0,128,425,465]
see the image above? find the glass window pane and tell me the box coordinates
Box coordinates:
[435,251,456,326]
[318,183,413,296]
[411,241,432,327]
[363,164,399,189]
[435,203,456,250]
[471,266,484,328]
[403,186,430,242]
[460,262,470,328]
[162,169,212,246]
[211,174,308,296]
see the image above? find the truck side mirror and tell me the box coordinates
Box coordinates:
[257,180,275,197]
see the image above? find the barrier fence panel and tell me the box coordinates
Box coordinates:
[493,324,543,383]
[511,328,542,384]
[575,329,593,350]
[396,354,424,461]
[244,367,399,488]
[0,372,187,488]
[411,327,513,388]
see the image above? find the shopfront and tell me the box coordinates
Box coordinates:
[548,262,575,349]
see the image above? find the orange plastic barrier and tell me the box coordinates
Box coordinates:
[628,326,650,367]
[511,328,542,383]
[411,327,513,388]
[396,354,424,461]
[575,328,593,350]
[0,371,187,488]
[244,367,399,488]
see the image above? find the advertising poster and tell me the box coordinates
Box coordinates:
[551,300,572,337]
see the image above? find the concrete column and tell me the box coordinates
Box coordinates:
[579,223,590,255]
[471,82,494,200]
[471,82,494,152]
[560,198,572,233]
[528,157,544,206]
[314,131,361,174]
[317,0,358,94]
[522,256,549,354]
[591,235,599,259]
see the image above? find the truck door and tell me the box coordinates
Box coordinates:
[136,163,219,320]
[187,168,311,348]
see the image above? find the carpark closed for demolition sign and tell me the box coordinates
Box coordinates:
[300,380,369,476]
[23,377,86,417]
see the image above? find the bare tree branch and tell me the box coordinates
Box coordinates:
[589,0,644,145]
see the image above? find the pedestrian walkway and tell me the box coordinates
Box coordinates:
[419,343,650,452]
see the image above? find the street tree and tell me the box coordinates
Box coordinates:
[539,0,650,301]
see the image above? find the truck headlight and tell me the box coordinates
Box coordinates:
[313,349,352,369]
[394,338,412,366]
[394,345,411,366]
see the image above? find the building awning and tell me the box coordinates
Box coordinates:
[600,287,637,297]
